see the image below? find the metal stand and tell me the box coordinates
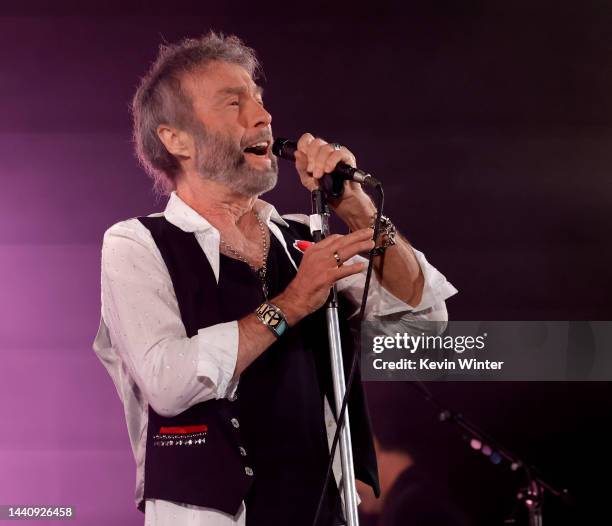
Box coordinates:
[518,470,543,526]
[311,189,360,526]
[413,383,570,526]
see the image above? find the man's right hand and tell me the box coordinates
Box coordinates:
[234,228,374,379]
[274,228,375,325]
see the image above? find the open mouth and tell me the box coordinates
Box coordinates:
[243,140,270,156]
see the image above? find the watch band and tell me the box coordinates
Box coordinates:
[255,302,289,338]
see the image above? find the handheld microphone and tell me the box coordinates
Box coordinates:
[272,138,381,199]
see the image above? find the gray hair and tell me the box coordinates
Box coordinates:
[131,31,261,196]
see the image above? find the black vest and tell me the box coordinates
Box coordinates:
[137,215,379,525]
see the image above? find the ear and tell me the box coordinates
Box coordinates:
[157,124,194,160]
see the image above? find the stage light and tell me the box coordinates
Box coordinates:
[470,438,482,450]
[490,452,502,464]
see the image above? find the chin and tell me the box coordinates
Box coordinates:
[235,170,278,198]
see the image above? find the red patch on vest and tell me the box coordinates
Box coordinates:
[159,425,208,435]
[293,240,314,253]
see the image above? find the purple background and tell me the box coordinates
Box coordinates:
[1,2,611,525]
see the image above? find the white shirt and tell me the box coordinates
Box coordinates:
[92,191,458,525]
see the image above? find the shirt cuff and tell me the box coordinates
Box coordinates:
[195,321,239,399]
[367,248,458,318]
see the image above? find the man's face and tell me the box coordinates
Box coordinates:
[181,61,278,197]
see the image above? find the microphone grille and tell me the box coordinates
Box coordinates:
[272,138,296,160]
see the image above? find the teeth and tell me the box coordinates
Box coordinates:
[248,141,268,148]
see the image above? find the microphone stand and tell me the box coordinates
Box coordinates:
[311,188,360,526]
[410,382,570,526]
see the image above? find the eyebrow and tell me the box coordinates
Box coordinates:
[215,85,264,100]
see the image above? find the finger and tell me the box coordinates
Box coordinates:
[313,143,337,179]
[328,229,375,260]
[313,233,344,250]
[311,229,372,254]
[334,239,375,263]
[297,133,315,154]
[306,138,327,174]
[294,149,308,172]
[332,228,375,248]
[323,149,356,176]
[294,150,318,191]
[333,262,366,281]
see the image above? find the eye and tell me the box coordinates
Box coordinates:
[229,99,239,107]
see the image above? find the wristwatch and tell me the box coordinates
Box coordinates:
[255,302,289,338]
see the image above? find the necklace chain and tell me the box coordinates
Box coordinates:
[219,213,269,299]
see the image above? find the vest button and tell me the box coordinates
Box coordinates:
[239,446,247,456]
[245,466,254,476]
[231,418,240,428]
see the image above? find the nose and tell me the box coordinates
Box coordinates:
[247,98,272,129]
[256,104,272,128]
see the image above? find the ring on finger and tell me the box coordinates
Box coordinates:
[331,142,342,151]
[333,250,343,267]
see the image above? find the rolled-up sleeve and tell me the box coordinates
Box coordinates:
[101,219,238,418]
[337,247,458,333]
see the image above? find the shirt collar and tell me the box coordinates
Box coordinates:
[163,190,289,233]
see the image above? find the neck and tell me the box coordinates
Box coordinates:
[383,451,413,487]
[176,176,258,231]
[377,451,414,511]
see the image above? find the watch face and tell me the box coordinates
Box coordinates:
[256,303,282,328]
[262,306,282,328]
[255,303,288,337]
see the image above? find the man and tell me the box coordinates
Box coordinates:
[357,440,471,526]
[92,31,457,526]
[357,384,472,526]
